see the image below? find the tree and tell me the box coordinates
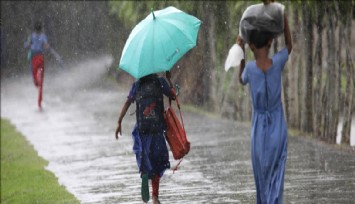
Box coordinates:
[322,1,339,143]
[301,1,314,133]
[287,4,301,128]
[313,1,325,138]
[340,1,354,145]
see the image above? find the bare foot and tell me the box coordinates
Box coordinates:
[152,196,160,204]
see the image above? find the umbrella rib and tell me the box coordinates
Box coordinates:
[158,20,197,62]
[138,19,157,75]
[131,23,153,78]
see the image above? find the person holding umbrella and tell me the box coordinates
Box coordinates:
[115,7,201,204]
[238,1,292,203]
[116,72,176,204]
[24,21,50,110]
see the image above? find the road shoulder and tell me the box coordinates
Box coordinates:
[1,118,80,204]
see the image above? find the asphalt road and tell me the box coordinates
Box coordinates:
[1,56,354,204]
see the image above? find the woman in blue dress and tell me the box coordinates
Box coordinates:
[238,12,292,204]
[115,72,176,204]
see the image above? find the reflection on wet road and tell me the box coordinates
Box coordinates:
[1,56,355,203]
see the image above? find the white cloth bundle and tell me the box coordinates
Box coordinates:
[224,44,244,71]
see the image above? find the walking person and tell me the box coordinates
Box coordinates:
[24,21,50,110]
[115,72,176,204]
[238,4,292,203]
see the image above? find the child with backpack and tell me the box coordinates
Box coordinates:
[238,2,292,203]
[115,72,176,204]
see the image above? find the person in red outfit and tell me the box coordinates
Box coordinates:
[24,21,50,110]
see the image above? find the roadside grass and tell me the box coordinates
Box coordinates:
[1,119,79,204]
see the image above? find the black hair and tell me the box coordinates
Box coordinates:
[34,21,42,32]
[262,0,275,4]
[249,30,273,49]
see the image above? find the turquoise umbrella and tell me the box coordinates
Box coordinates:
[119,6,201,79]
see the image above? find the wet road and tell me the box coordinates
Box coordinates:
[1,56,355,204]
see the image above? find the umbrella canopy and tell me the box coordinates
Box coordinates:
[119,6,201,79]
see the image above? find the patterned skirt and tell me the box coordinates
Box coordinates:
[132,124,170,178]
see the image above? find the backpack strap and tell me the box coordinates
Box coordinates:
[175,97,185,133]
[166,72,186,149]
[172,158,184,174]
[168,94,185,133]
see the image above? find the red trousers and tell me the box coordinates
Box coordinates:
[32,54,44,108]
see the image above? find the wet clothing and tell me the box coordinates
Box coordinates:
[128,76,173,178]
[151,174,160,197]
[25,32,48,108]
[241,48,289,204]
[25,32,48,55]
[32,54,45,107]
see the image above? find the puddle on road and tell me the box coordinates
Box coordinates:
[1,56,355,203]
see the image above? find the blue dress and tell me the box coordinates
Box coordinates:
[241,48,289,204]
[127,77,173,178]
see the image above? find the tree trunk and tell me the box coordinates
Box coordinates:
[294,6,303,130]
[297,4,306,130]
[313,2,324,138]
[287,5,301,129]
[220,63,239,118]
[341,2,354,145]
[301,3,314,133]
[217,1,232,114]
[323,4,339,144]
[201,2,216,108]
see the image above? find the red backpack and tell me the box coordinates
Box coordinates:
[164,97,190,170]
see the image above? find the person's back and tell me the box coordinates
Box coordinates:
[243,38,288,112]
[135,74,165,134]
[241,30,289,204]
[237,2,292,203]
[115,72,176,204]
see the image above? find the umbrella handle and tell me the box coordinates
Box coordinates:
[175,84,180,96]
[166,71,173,87]
[165,71,180,96]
